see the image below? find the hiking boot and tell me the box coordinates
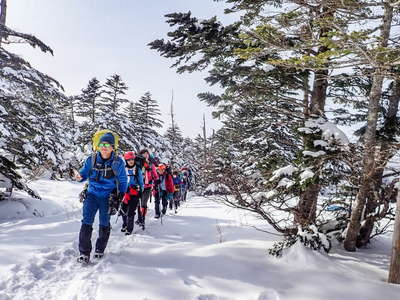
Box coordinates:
[94,252,104,259]
[135,220,140,225]
[125,231,132,236]
[77,254,90,264]
[121,227,127,233]
[154,214,160,219]
[175,209,178,214]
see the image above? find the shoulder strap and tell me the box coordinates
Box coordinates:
[88,152,97,181]
[111,153,120,195]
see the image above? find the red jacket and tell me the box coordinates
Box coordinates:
[165,174,174,193]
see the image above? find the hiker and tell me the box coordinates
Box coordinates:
[121,151,144,235]
[136,149,158,229]
[75,131,127,263]
[181,170,189,202]
[156,164,174,216]
[164,165,175,212]
[172,171,182,213]
[154,164,167,218]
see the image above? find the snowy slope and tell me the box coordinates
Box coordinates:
[0,180,399,300]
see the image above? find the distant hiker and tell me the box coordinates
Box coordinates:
[181,169,189,202]
[156,164,174,216]
[172,171,182,213]
[154,164,167,218]
[164,166,175,212]
[75,131,127,264]
[136,149,158,229]
[121,151,144,235]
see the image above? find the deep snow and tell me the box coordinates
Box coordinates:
[0,179,399,300]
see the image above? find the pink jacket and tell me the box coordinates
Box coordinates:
[144,163,159,189]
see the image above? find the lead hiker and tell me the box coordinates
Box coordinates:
[75,131,127,264]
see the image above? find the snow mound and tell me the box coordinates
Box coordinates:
[280,242,332,270]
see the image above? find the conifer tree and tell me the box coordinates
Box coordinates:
[134,91,163,147]
[98,74,138,151]
[0,11,72,198]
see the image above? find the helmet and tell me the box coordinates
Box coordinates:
[124,151,135,160]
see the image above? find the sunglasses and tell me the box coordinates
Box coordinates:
[98,143,112,148]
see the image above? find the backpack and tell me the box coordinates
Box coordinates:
[134,154,145,170]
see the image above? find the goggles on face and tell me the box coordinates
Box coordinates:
[99,143,111,148]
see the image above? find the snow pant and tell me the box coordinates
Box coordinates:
[137,188,151,224]
[79,192,111,255]
[182,186,188,201]
[173,191,181,208]
[167,192,175,210]
[121,194,140,234]
[155,190,168,216]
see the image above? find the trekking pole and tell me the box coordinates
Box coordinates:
[137,189,143,227]
[114,199,125,225]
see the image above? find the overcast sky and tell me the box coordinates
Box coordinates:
[6,0,237,138]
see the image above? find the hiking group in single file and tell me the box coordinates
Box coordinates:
[74,130,193,264]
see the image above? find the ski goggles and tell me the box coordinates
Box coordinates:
[98,143,112,148]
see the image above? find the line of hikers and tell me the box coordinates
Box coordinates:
[74,131,193,264]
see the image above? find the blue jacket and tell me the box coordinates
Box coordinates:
[173,176,182,185]
[80,152,128,196]
[126,166,144,191]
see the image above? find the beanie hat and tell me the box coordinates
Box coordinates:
[99,132,115,146]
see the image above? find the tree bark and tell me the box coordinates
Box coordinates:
[295,69,328,227]
[357,80,400,247]
[344,2,393,252]
[344,72,384,251]
[0,0,7,47]
[388,189,400,284]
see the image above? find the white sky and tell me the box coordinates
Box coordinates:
[5,0,237,137]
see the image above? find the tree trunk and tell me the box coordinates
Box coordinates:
[344,3,393,252]
[0,0,7,47]
[296,69,328,226]
[388,189,400,284]
[357,80,400,247]
[203,114,207,167]
[344,72,384,251]
[295,5,332,227]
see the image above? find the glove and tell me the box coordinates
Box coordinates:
[79,190,86,203]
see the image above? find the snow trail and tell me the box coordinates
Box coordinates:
[0,181,400,300]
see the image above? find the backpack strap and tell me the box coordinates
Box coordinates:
[111,153,120,195]
[89,151,121,195]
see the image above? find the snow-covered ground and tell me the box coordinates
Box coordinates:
[0,180,399,300]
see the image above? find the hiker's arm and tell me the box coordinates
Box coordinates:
[117,160,128,193]
[78,157,91,182]
[138,168,144,191]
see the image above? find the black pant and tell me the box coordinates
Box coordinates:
[79,223,110,255]
[155,190,168,216]
[138,188,151,223]
[121,195,140,233]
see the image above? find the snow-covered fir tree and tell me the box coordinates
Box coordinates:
[133,91,163,147]
[75,77,102,148]
[0,19,75,198]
